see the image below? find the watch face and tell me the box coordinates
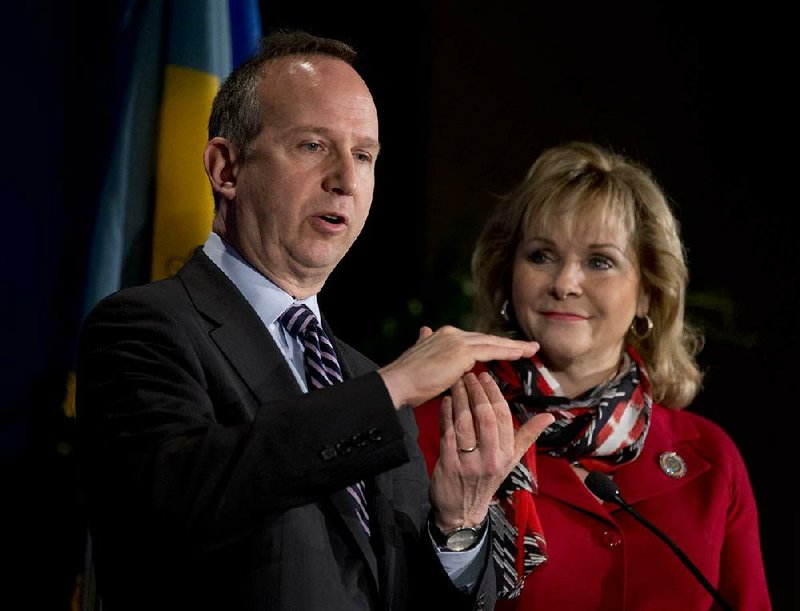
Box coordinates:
[445,528,478,552]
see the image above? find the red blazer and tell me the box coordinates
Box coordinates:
[415,397,771,610]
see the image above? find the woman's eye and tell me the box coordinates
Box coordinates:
[528,250,552,264]
[588,256,613,270]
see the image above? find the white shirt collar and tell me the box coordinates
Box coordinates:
[201,231,321,327]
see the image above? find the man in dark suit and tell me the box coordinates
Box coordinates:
[76,30,552,611]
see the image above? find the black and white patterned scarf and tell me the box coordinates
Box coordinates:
[484,345,653,597]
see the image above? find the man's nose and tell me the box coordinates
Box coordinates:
[322,153,357,196]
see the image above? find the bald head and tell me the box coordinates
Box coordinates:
[208,31,365,171]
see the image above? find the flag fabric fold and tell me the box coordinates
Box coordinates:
[72,3,261,609]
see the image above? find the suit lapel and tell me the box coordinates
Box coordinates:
[179,252,382,586]
[538,405,711,519]
[177,249,301,408]
[538,454,616,523]
[613,406,709,507]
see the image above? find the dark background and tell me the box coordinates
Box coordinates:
[2,1,795,608]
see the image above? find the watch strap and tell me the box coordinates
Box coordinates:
[429,513,490,551]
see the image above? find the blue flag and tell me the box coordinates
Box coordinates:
[72,3,261,608]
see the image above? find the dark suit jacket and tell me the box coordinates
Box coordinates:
[76,248,495,611]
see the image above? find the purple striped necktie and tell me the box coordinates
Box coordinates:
[279,303,370,536]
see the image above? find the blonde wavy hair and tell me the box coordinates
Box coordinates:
[471,141,703,408]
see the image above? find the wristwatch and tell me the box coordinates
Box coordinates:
[429,514,489,552]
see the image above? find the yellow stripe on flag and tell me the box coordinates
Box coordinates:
[151,64,220,281]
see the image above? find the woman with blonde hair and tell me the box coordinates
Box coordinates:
[415,141,771,610]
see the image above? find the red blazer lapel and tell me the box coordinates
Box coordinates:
[613,404,710,507]
[537,405,711,519]
[537,454,615,523]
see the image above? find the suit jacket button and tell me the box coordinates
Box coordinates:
[320,446,337,461]
[335,440,353,456]
[368,427,383,442]
[351,433,367,447]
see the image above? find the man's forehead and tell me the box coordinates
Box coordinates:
[257,57,379,140]
[261,54,365,93]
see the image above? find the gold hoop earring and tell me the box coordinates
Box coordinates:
[630,315,654,340]
[500,299,510,321]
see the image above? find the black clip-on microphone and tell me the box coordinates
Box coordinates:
[584,471,733,611]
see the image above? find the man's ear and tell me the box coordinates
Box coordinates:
[204,137,238,200]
